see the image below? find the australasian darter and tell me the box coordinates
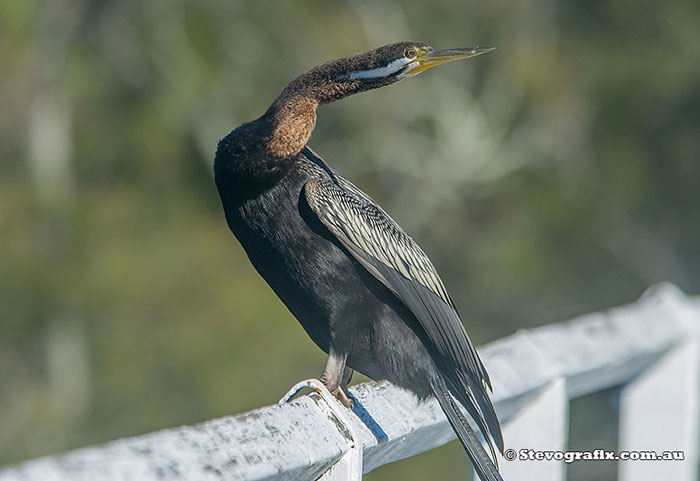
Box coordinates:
[214,41,503,481]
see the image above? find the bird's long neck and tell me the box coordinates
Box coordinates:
[262,68,363,159]
[263,92,319,159]
[214,62,367,202]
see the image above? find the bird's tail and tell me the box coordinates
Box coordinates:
[431,376,504,481]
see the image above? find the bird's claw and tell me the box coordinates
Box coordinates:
[332,386,355,409]
[280,379,354,409]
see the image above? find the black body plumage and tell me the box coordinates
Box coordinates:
[214,42,503,481]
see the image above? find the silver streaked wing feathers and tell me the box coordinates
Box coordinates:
[305,178,452,305]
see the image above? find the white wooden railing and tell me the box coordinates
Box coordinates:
[1,283,698,480]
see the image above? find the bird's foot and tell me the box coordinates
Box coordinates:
[319,351,355,408]
[329,385,355,409]
[318,377,355,409]
[279,378,354,409]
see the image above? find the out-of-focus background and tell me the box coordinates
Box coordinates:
[1,0,698,479]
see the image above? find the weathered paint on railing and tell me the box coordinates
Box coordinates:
[1,283,697,481]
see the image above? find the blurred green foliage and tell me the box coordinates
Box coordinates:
[1,0,699,479]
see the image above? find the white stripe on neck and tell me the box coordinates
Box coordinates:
[345,57,409,79]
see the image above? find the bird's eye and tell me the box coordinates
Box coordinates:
[405,47,417,59]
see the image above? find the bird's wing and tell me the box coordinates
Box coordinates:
[303,175,503,454]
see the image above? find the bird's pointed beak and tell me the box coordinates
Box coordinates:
[404,47,495,76]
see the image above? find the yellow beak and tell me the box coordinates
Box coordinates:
[404,47,495,76]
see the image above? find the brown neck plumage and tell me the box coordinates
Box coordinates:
[264,94,319,159]
[262,63,367,159]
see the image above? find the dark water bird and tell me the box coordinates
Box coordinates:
[214,41,503,481]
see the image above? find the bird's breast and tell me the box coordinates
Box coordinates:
[223,170,355,346]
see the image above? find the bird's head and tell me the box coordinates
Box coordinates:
[290,41,494,104]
